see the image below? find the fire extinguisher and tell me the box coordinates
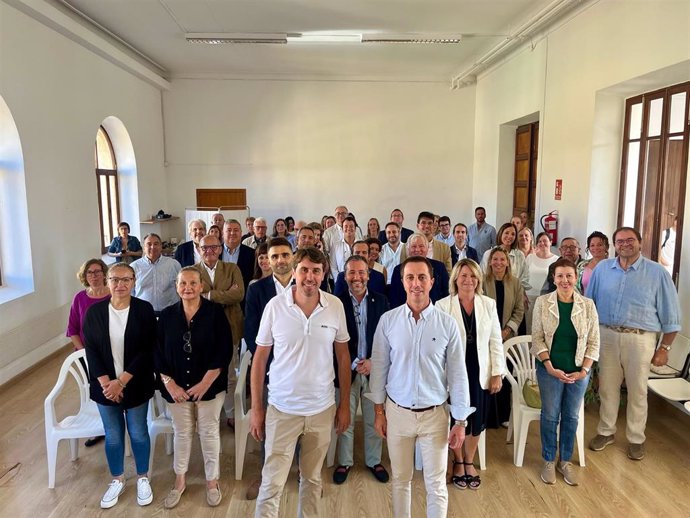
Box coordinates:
[540,210,559,244]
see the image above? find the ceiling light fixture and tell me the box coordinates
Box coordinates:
[185,32,462,45]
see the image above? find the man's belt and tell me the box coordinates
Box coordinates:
[389,397,438,413]
[605,325,647,335]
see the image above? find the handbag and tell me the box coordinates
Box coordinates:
[522,379,542,409]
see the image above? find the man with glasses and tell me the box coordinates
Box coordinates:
[221,219,255,294]
[323,205,363,255]
[435,216,454,247]
[587,226,680,461]
[242,217,268,249]
[332,255,390,486]
[540,237,583,294]
[378,209,414,244]
[195,234,245,427]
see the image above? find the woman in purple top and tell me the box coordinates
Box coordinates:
[66,258,110,446]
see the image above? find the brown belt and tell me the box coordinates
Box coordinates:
[605,325,647,335]
[389,397,438,413]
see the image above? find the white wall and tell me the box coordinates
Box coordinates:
[472,0,690,330]
[163,79,477,240]
[0,3,167,381]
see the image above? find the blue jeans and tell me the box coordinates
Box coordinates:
[97,400,150,476]
[536,362,589,462]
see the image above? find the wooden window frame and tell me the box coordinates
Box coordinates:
[95,126,120,254]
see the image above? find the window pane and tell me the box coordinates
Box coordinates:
[109,175,119,234]
[669,92,686,134]
[96,127,115,169]
[629,102,643,139]
[640,139,661,257]
[647,98,664,137]
[100,175,111,245]
[622,142,640,227]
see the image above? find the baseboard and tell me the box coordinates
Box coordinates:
[0,334,70,386]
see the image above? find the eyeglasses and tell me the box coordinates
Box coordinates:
[335,211,348,216]
[86,269,103,276]
[560,245,579,251]
[200,245,220,252]
[183,331,192,353]
[108,277,134,285]
[615,238,637,246]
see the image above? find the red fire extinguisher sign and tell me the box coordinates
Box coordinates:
[555,179,562,200]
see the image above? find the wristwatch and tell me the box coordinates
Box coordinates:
[582,366,591,375]
[454,419,468,428]
[660,344,672,352]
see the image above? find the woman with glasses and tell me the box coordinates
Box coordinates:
[156,266,232,509]
[67,258,111,447]
[83,263,157,509]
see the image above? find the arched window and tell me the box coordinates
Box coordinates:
[95,126,120,253]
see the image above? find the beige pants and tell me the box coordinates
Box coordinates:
[255,404,336,518]
[597,326,657,444]
[168,391,225,480]
[386,398,449,518]
[224,341,240,416]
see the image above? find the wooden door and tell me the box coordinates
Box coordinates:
[513,122,538,227]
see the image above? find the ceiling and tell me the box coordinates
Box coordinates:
[56,0,570,82]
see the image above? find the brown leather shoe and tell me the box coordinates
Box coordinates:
[246,478,261,500]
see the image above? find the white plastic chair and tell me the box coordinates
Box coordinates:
[147,390,174,475]
[504,335,585,467]
[44,350,104,488]
[234,350,254,479]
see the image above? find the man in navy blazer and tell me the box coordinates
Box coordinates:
[174,219,206,267]
[333,240,386,297]
[388,237,449,308]
[221,219,255,294]
[242,237,293,500]
[332,255,390,485]
[450,223,480,266]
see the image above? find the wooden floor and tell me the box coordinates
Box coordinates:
[2,347,690,518]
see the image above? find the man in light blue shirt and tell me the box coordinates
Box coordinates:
[586,227,680,461]
[467,206,497,258]
[131,233,180,313]
[368,256,473,518]
[435,216,455,247]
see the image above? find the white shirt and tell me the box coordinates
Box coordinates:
[367,302,474,420]
[273,275,293,296]
[256,288,350,415]
[202,261,218,285]
[380,243,403,284]
[329,238,354,281]
[108,304,130,377]
[193,245,201,265]
[525,253,559,298]
[659,227,676,275]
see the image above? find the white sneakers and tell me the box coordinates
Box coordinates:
[137,476,154,506]
[100,477,153,509]
[100,479,126,509]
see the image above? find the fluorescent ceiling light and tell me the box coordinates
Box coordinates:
[186,32,463,45]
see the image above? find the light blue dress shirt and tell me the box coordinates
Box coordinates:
[222,244,240,264]
[367,302,474,420]
[586,255,680,333]
[131,255,181,312]
[350,291,368,360]
[468,222,496,258]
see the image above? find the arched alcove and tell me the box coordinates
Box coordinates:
[0,94,34,303]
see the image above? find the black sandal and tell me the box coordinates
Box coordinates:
[451,461,467,490]
[464,462,481,490]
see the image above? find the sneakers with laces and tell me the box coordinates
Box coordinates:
[540,461,556,485]
[136,476,153,506]
[100,479,126,509]
[557,461,579,486]
[589,434,615,451]
[627,442,645,460]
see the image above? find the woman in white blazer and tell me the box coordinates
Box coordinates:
[436,259,506,491]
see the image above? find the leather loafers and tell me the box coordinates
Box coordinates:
[368,464,390,483]
[332,465,351,484]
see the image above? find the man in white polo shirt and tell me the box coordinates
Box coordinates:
[250,247,352,518]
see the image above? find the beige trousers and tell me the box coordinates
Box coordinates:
[168,391,225,480]
[255,404,336,518]
[386,398,449,518]
[597,326,657,444]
